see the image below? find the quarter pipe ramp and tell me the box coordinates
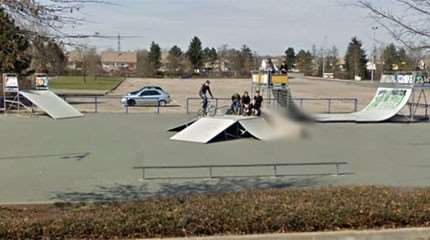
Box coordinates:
[273,87,412,123]
[20,90,83,119]
[315,87,412,122]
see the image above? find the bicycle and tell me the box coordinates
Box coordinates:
[198,98,217,117]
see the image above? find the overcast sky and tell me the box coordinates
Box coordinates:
[64,0,396,55]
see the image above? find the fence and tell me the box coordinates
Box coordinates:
[134,161,350,180]
[59,94,358,115]
[59,94,162,114]
[186,97,358,114]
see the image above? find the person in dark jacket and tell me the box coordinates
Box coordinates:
[252,90,263,116]
[199,80,213,115]
[230,93,241,115]
[241,91,251,115]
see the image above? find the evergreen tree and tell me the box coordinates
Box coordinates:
[187,36,203,71]
[238,45,254,76]
[344,37,368,79]
[383,43,398,71]
[148,41,162,75]
[296,50,313,76]
[166,45,184,76]
[203,47,218,64]
[383,43,414,71]
[284,47,296,70]
[0,8,31,74]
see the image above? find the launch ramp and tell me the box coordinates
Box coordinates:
[20,90,83,119]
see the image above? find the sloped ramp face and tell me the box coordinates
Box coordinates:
[167,117,198,132]
[315,87,412,123]
[355,88,412,122]
[20,90,83,119]
[170,117,238,143]
[238,118,283,141]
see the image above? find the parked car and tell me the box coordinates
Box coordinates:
[121,88,171,106]
[127,86,164,96]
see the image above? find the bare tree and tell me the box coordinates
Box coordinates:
[358,0,430,50]
[0,0,110,36]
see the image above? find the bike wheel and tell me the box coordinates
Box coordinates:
[207,105,217,117]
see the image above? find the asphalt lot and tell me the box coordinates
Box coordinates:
[0,113,429,204]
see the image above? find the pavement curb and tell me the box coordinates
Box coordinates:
[143,227,430,240]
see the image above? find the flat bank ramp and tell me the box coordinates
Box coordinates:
[167,117,198,132]
[238,117,283,141]
[170,117,238,143]
[20,90,83,119]
[315,87,412,122]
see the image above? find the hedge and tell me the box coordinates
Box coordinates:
[1,186,430,239]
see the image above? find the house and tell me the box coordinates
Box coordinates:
[101,51,137,72]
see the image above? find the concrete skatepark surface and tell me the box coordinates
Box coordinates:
[0,113,430,204]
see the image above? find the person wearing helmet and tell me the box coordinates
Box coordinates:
[199,80,214,116]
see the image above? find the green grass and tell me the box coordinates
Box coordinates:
[49,76,123,91]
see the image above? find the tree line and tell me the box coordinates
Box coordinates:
[288,37,420,80]
[135,36,259,78]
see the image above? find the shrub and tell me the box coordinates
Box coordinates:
[1,186,430,239]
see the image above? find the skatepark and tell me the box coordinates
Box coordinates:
[0,71,430,204]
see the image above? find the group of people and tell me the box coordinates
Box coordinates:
[198,80,263,117]
[230,90,263,116]
[261,58,288,74]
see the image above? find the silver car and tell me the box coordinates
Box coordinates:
[121,88,171,106]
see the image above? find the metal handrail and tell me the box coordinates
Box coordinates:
[186,97,358,114]
[60,95,162,114]
[134,161,349,180]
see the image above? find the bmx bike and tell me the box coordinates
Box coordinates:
[198,99,217,117]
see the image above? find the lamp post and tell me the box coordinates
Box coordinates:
[371,26,379,82]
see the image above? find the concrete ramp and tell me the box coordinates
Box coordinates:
[20,90,83,119]
[273,87,412,123]
[170,115,290,144]
[170,117,238,143]
[238,118,283,141]
[315,87,412,122]
[167,117,198,132]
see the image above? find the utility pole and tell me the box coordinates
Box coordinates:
[322,35,328,78]
[117,33,121,52]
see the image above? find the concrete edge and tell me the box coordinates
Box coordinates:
[143,227,430,240]
[108,77,127,94]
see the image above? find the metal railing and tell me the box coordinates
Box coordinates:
[294,97,358,113]
[60,95,162,114]
[186,97,358,114]
[134,161,350,180]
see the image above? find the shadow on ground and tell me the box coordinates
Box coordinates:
[52,176,333,202]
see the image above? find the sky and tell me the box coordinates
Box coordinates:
[61,0,396,55]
